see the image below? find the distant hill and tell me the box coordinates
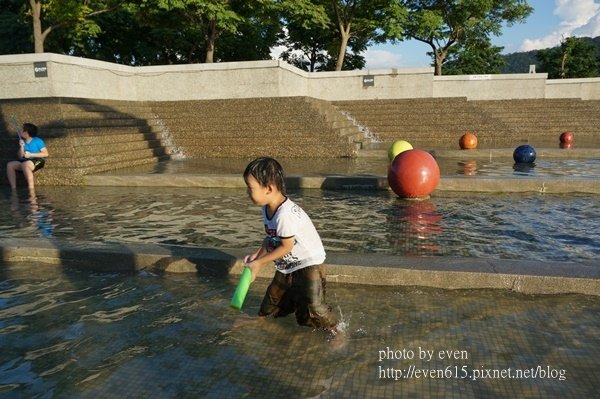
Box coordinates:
[501,36,600,74]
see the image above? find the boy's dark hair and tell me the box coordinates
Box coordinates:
[22,123,38,137]
[244,157,286,194]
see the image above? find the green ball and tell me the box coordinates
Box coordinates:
[388,140,413,161]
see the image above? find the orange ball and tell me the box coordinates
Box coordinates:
[388,149,440,199]
[459,133,478,150]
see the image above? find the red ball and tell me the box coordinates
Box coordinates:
[388,149,440,199]
[559,131,574,144]
[459,133,478,149]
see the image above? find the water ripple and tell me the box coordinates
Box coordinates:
[79,305,141,323]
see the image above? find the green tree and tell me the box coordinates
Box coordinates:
[329,0,405,71]
[142,0,276,64]
[27,0,122,53]
[277,0,405,71]
[71,0,278,65]
[536,36,600,79]
[0,0,32,54]
[443,36,506,74]
[401,0,533,75]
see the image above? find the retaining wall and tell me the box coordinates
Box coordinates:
[2,53,600,102]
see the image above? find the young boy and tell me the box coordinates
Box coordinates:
[6,123,49,191]
[242,157,338,331]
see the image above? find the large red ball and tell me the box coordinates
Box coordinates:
[388,149,440,198]
[559,131,574,144]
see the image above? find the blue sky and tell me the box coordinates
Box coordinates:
[363,0,600,69]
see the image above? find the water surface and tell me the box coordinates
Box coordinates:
[1,264,598,398]
[2,187,598,262]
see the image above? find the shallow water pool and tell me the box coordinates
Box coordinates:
[1,187,599,262]
[0,264,598,398]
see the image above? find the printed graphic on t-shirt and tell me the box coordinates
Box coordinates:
[264,225,301,270]
[262,198,325,274]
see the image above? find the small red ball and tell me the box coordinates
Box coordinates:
[459,133,478,150]
[388,149,440,199]
[559,131,574,144]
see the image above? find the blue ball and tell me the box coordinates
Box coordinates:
[513,144,536,164]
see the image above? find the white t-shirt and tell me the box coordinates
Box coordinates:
[263,198,326,274]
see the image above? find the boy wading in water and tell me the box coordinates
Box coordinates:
[242,157,343,342]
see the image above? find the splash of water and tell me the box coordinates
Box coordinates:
[336,306,349,333]
[153,114,186,160]
[334,293,349,333]
[340,110,383,144]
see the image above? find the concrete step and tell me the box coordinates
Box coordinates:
[60,139,164,157]
[180,144,357,158]
[48,147,168,169]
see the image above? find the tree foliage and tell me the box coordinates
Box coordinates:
[401,0,533,75]
[26,0,123,53]
[5,0,595,79]
[536,36,600,79]
[0,0,32,53]
[442,36,506,75]
[278,0,405,72]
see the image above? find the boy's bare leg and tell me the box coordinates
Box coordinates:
[6,161,20,189]
[21,161,36,190]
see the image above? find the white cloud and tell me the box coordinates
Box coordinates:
[363,48,403,70]
[521,0,600,51]
[572,10,600,37]
[270,45,287,60]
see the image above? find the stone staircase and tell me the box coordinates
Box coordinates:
[148,97,365,158]
[0,98,167,185]
[333,97,518,149]
[1,97,364,186]
[471,99,600,144]
[2,96,599,186]
[333,98,600,149]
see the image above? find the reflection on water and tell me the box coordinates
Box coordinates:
[458,160,478,176]
[384,200,443,256]
[8,190,55,238]
[103,156,600,179]
[0,265,598,398]
[512,162,536,175]
[1,187,599,262]
[443,158,600,178]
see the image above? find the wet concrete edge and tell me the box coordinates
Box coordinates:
[84,174,600,194]
[1,238,598,297]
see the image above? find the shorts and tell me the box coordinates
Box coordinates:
[21,158,45,172]
[259,264,337,329]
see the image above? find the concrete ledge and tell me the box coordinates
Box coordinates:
[84,174,600,193]
[1,238,598,296]
[360,148,600,159]
[438,176,600,193]
[430,148,600,159]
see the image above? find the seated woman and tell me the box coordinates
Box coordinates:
[6,123,49,191]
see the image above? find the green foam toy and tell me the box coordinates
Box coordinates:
[230,267,252,310]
